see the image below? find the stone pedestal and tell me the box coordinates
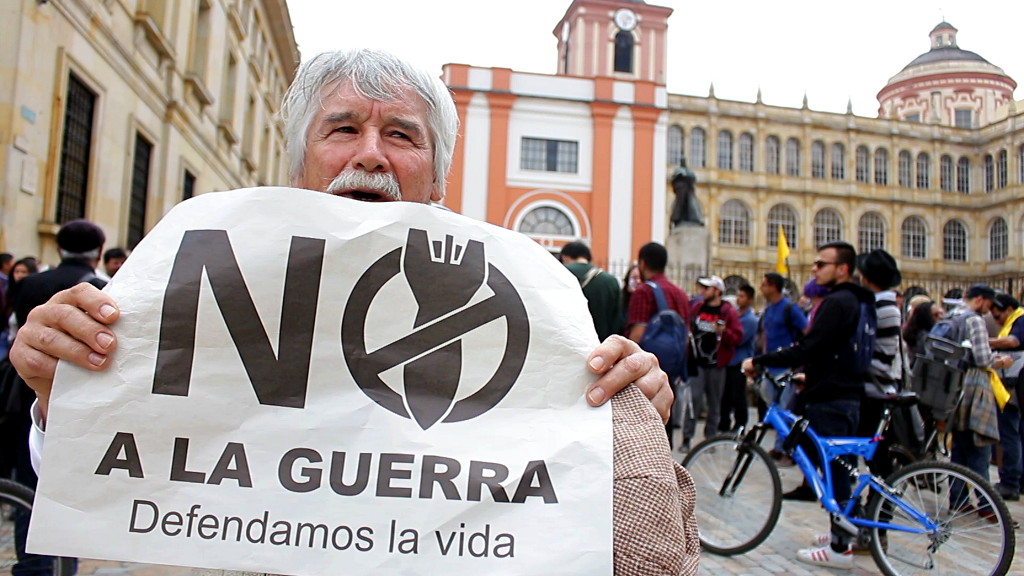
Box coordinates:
[665,223,710,286]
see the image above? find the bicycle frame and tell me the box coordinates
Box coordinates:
[744,373,941,537]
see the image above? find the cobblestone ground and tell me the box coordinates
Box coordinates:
[69,421,1023,575]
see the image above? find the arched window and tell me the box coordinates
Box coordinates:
[855,146,869,182]
[811,140,826,178]
[767,204,797,247]
[831,143,845,180]
[719,199,751,246]
[942,219,967,262]
[518,205,576,238]
[690,127,706,168]
[990,217,1009,261]
[785,138,801,176]
[717,130,733,170]
[738,132,754,172]
[940,155,954,191]
[997,149,1008,188]
[901,217,927,260]
[813,208,843,248]
[898,151,912,187]
[916,153,930,189]
[874,148,889,185]
[858,212,886,253]
[613,31,633,73]
[984,154,994,192]
[765,136,780,174]
[956,157,970,193]
[667,125,684,166]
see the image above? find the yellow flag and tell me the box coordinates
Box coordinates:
[775,225,790,275]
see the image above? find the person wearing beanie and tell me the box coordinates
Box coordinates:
[854,249,903,479]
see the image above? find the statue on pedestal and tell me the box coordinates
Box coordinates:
[670,157,703,227]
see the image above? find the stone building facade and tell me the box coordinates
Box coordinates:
[671,21,1023,297]
[0,0,298,263]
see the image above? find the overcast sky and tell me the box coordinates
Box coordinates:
[287,0,1021,117]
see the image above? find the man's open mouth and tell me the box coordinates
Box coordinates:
[334,189,392,202]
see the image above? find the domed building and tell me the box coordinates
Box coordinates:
[878,22,1017,127]
[441,2,1023,300]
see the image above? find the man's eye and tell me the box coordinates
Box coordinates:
[332,126,356,134]
[389,131,410,140]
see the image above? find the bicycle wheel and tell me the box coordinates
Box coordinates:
[866,460,1015,576]
[0,478,75,576]
[682,434,782,555]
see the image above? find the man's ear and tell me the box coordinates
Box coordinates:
[430,181,445,203]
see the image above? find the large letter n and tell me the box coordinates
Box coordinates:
[152,230,325,408]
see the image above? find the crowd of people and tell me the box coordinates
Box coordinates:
[10,48,699,576]
[3,44,1022,575]
[562,238,1023,570]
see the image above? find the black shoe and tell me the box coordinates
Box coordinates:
[995,483,1020,502]
[783,484,817,502]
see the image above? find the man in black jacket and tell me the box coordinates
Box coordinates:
[743,241,874,568]
[14,220,107,328]
[9,218,105,575]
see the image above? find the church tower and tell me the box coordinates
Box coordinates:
[554,0,673,85]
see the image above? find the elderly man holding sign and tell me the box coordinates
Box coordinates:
[11,49,696,576]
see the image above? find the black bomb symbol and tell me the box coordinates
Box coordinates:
[342,229,530,429]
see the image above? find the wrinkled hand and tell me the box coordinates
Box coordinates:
[9,283,120,421]
[585,335,672,423]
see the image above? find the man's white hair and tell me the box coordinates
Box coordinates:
[280,49,459,198]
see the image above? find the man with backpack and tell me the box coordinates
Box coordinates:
[684,275,742,450]
[559,241,622,341]
[936,284,1013,521]
[626,242,690,448]
[743,241,875,568]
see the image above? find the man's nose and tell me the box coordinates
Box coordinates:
[351,132,390,172]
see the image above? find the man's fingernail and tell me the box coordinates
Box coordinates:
[88,352,107,367]
[587,387,606,405]
[589,356,605,371]
[99,304,116,319]
[96,333,114,349]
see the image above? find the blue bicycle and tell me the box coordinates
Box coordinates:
[682,370,1015,576]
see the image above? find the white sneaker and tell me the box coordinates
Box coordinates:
[810,533,831,547]
[796,544,854,568]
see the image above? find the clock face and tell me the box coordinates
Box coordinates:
[614,8,637,31]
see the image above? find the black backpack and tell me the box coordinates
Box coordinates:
[850,300,878,375]
[638,282,689,382]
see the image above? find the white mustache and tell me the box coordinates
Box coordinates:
[325,170,401,201]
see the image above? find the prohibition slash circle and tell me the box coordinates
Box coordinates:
[341,247,530,427]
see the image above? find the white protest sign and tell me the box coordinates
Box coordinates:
[29,187,612,575]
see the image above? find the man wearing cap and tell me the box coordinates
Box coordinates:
[684,274,742,449]
[943,284,1013,519]
[8,218,104,574]
[990,293,1024,501]
[559,241,622,341]
[855,249,903,477]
